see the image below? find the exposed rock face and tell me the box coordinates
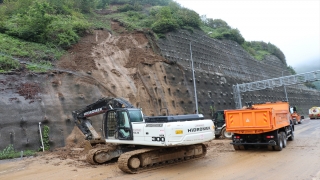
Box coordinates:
[0,28,319,151]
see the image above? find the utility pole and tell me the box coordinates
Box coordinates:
[282,71,288,102]
[190,42,198,114]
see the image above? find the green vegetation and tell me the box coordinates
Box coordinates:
[241,41,286,64]
[104,1,201,36]
[0,0,288,72]
[201,18,245,45]
[209,105,216,117]
[0,32,63,73]
[305,82,317,89]
[0,144,36,160]
[0,33,64,62]
[0,55,20,72]
[26,61,52,72]
[201,17,286,64]
[42,125,50,151]
[286,65,296,75]
[0,0,91,49]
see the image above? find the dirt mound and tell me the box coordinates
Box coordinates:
[126,45,163,68]
[51,21,176,160]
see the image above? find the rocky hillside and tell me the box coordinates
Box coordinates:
[0,25,191,151]
[1,22,319,153]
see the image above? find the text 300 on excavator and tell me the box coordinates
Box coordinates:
[72,97,215,173]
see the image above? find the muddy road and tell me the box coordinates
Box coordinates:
[1,118,320,180]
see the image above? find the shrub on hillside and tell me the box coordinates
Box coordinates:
[0,55,20,72]
[4,2,90,48]
[118,3,143,12]
[45,18,80,48]
[3,1,54,42]
[175,8,201,28]
[151,18,178,33]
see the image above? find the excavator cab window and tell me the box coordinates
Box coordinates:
[104,111,117,139]
[117,110,133,140]
[128,109,143,122]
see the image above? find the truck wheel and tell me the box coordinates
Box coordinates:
[221,127,233,139]
[274,133,283,151]
[267,145,274,151]
[294,120,298,125]
[239,145,248,150]
[233,145,240,150]
[298,120,302,124]
[215,135,221,139]
[281,131,287,148]
[288,126,294,141]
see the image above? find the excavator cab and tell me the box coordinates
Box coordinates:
[103,108,143,140]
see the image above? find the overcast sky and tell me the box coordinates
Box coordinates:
[174,0,320,71]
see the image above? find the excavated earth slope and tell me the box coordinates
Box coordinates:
[0,22,320,152]
[0,25,193,151]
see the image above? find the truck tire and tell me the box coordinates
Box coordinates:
[239,145,248,150]
[267,145,274,151]
[215,135,221,139]
[274,133,283,151]
[281,131,287,148]
[288,126,294,141]
[221,127,233,139]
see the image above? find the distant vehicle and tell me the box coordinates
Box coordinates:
[212,110,233,139]
[225,102,294,151]
[309,107,320,119]
[290,106,304,125]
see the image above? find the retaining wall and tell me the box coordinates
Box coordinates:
[157,29,320,115]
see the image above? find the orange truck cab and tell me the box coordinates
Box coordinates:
[225,102,294,151]
[290,106,303,125]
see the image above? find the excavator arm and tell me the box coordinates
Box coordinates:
[72,97,134,142]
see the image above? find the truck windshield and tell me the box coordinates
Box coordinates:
[128,109,143,122]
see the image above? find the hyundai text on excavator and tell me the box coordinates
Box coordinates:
[72,97,215,173]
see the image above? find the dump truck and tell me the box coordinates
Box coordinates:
[225,102,294,151]
[309,107,320,119]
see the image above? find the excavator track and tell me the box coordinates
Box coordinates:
[86,145,119,165]
[118,144,207,174]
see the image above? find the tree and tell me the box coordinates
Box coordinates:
[206,19,230,29]
[4,1,54,42]
[176,8,201,28]
[151,6,178,33]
